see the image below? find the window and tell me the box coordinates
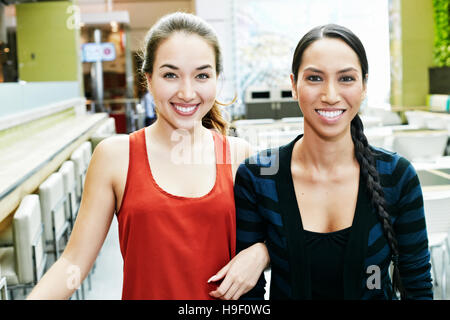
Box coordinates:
[235,0,391,111]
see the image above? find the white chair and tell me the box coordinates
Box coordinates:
[80,141,92,170]
[423,191,450,299]
[39,172,70,260]
[90,118,116,150]
[70,146,86,204]
[0,276,7,300]
[0,195,47,300]
[58,161,78,231]
[106,117,117,134]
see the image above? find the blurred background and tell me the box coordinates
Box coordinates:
[0,0,449,300]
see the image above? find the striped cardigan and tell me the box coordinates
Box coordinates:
[235,135,433,300]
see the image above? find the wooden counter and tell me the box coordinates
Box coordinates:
[0,112,108,230]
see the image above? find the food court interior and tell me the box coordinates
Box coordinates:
[0,0,449,300]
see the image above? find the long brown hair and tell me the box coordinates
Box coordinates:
[141,12,229,135]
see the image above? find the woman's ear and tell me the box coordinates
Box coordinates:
[145,73,152,91]
[361,74,368,101]
[290,74,298,100]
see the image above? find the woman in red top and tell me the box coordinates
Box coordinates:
[28,12,269,300]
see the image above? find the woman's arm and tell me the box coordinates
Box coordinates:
[208,242,269,300]
[209,145,269,300]
[393,157,433,300]
[27,137,127,299]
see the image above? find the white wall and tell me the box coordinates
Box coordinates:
[195,0,236,116]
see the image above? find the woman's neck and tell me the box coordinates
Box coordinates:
[146,118,214,166]
[149,118,210,147]
[293,126,357,176]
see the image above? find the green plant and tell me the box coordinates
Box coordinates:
[432,0,450,67]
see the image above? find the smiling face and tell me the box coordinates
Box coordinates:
[146,32,217,132]
[291,37,367,140]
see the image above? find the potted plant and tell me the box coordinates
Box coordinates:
[429,0,450,94]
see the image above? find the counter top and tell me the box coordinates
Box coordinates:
[0,112,108,227]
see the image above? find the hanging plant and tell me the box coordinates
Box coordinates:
[432,0,450,67]
[429,0,450,95]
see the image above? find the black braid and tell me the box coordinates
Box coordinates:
[350,114,407,300]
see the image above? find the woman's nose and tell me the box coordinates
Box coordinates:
[321,81,341,104]
[177,80,196,101]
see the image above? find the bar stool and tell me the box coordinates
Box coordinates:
[0,275,7,300]
[78,140,97,285]
[80,141,92,171]
[106,117,117,134]
[91,122,112,150]
[0,195,47,300]
[423,191,450,300]
[70,145,96,293]
[70,147,86,204]
[38,172,70,261]
[57,161,87,300]
[58,161,78,231]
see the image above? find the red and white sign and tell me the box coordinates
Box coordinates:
[82,42,116,62]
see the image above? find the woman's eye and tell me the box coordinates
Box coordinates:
[163,72,177,79]
[340,76,355,82]
[196,73,210,80]
[306,75,322,82]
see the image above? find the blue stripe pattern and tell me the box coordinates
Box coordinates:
[235,145,433,300]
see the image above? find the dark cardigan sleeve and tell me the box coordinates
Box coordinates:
[234,162,267,300]
[393,157,433,299]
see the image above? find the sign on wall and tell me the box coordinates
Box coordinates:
[81,42,116,62]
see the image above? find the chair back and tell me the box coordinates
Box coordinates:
[13,195,46,284]
[423,190,450,235]
[80,141,92,169]
[70,147,86,198]
[38,172,67,242]
[58,161,77,220]
[106,117,116,134]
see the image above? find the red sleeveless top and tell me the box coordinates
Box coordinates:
[116,128,236,300]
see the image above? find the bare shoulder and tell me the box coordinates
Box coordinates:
[90,134,129,177]
[94,134,129,156]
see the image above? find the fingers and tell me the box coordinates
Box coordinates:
[210,279,240,300]
[231,286,247,301]
[209,271,256,300]
[208,262,230,283]
[209,272,233,299]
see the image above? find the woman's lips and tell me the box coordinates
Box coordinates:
[171,103,200,116]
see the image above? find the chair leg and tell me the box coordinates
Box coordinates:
[442,246,447,300]
[430,247,439,287]
[88,272,92,291]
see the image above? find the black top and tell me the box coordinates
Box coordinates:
[304,226,352,300]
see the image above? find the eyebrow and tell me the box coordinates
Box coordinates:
[159,64,213,70]
[304,67,359,74]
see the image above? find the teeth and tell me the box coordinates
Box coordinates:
[174,104,197,113]
[317,110,344,118]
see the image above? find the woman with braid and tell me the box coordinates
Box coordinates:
[231,24,433,300]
